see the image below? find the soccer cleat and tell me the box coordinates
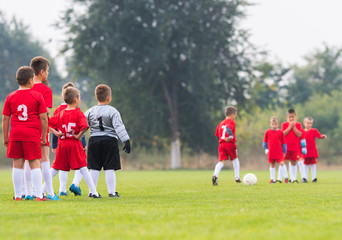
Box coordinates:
[235,178,241,183]
[109,192,120,198]
[69,184,82,196]
[92,193,102,199]
[46,194,61,201]
[276,180,282,183]
[59,192,68,196]
[312,178,317,183]
[25,195,33,200]
[292,180,299,183]
[13,197,22,201]
[212,176,218,186]
[284,178,289,184]
[269,180,276,183]
[88,193,93,198]
[36,196,48,201]
[302,178,308,183]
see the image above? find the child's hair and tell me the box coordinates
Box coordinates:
[95,84,111,102]
[30,56,50,75]
[225,106,237,117]
[64,87,80,104]
[16,66,34,86]
[270,116,279,123]
[288,109,296,114]
[304,116,313,122]
[61,82,75,98]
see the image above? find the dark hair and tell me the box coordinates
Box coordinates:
[95,84,111,102]
[30,56,50,75]
[16,66,34,86]
[288,109,296,114]
[225,106,237,116]
[64,87,80,104]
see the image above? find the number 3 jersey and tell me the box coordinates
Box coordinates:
[48,108,88,140]
[85,105,130,143]
[2,89,47,142]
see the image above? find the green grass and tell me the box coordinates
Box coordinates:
[0,169,341,240]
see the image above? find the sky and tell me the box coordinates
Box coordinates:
[1,0,342,74]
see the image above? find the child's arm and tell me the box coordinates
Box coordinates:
[283,123,293,136]
[73,127,89,140]
[49,127,63,138]
[225,127,234,142]
[263,142,269,155]
[39,113,48,145]
[300,139,307,154]
[282,143,287,156]
[320,134,327,139]
[2,115,10,147]
[292,124,302,138]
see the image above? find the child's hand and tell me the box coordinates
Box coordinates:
[83,146,87,151]
[41,137,47,145]
[73,133,81,140]
[224,137,232,142]
[52,148,56,153]
[264,149,269,156]
[55,132,63,138]
[3,139,8,147]
[289,121,295,128]
[321,134,327,139]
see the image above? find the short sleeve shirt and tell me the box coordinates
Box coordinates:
[281,122,303,151]
[304,128,322,158]
[32,83,53,108]
[216,119,236,144]
[264,129,286,159]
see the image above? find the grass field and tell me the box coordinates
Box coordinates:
[0,169,341,240]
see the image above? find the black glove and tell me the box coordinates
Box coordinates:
[123,140,131,154]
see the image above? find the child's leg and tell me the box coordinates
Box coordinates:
[277,164,283,181]
[42,168,58,195]
[41,146,55,197]
[269,163,275,181]
[28,160,43,199]
[297,159,305,180]
[13,159,25,199]
[80,167,99,197]
[90,169,100,187]
[281,163,288,180]
[213,161,224,177]
[59,171,68,194]
[304,164,309,180]
[311,164,317,181]
[24,160,32,196]
[105,170,116,195]
[232,158,240,180]
[71,170,83,187]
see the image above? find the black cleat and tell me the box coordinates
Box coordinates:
[312,178,317,183]
[302,178,308,183]
[235,178,241,183]
[92,193,102,199]
[292,180,299,183]
[109,192,120,198]
[276,180,282,183]
[88,193,93,198]
[212,176,218,186]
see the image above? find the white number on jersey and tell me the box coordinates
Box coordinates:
[221,125,227,139]
[61,123,76,139]
[17,104,28,121]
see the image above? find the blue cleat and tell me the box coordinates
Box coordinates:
[25,195,33,200]
[47,194,61,201]
[59,192,68,196]
[69,184,82,196]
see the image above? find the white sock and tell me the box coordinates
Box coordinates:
[59,171,68,193]
[277,166,282,180]
[292,164,297,180]
[90,169,100,187]
[270,167,275,181]
[311,164,317,180]
[105,170,116,195]
[232,158,240,180]
[13,168,24,198]
[43,168,58,194]
[213,162,224,177]
[304,164,309,180]
[31,168,43,199]
[24,161,31,196]
[41,161,54,196]
[282,165,288,179]
[298,160,305,179]
[80,167,98,196]
[72,170,83,187]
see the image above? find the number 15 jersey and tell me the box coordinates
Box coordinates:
[2,89,47,142]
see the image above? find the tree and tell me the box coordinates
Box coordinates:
[61,0,252,168]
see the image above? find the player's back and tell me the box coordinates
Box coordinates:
[216,118,236,144]
[3,89,46,142]
[32,83,52,108]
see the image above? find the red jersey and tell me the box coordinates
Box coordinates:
[2,89,47,142]
[32,83,52,108]
[216,118,236,144]
[263,129,286,160]
[52,104,67,117]
[281,122,303,152]
[49,108,88,140]
[304,128,322,158]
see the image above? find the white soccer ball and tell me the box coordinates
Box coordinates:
[243,173,257,185]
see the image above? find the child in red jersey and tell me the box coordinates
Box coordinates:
[212,106,240,186]
[22,56,57,200]
[2,66,48,201]
[263,116,288,183]
[281,109,306,183]
[48,87,101,198]
[302,117,327,183]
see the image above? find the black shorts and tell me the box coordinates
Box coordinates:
[87,136,121,171]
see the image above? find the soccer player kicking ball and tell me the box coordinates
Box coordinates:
[302,117,327,183]
[281,109,306,183]
[48,87,101,198]
[2,66,49,201]
[212,106,241,186]
[263,116,288,183]
[85,84,131,198]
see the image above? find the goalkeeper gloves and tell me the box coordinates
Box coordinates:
[123,140,131,154]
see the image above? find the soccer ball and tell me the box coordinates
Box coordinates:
[243,173,257,185]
